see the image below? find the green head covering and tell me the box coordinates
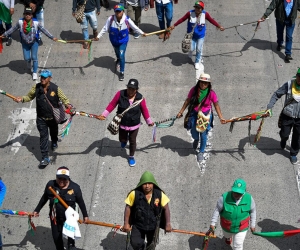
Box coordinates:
[136,171,160,189]
[296,68,300,77]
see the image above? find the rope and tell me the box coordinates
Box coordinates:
[234,21,260,42]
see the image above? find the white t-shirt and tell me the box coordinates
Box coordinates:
[156,0,171,4]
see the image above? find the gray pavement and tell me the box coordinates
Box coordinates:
[1,0,300,249]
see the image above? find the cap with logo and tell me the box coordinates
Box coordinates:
[114,4,125,12]
[24,7,33,14]
[231,178,246,194]
[126,79,139,89]
[194,1,204,9]
[40,69,52,78]
[56,166,70,179]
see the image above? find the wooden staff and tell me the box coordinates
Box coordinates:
[57,39,92,43]
[172,229,216,238]
[0,89,17,100]
[144,29,168,36]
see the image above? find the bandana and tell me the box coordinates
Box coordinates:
[23,19,32,34]
[198,87,209,103]
[292,80,300,102]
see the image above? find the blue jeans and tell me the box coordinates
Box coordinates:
[81,10,98,40]
[190,110,212,153]
[22,40,39,73]
[0,20,12,38]
[155,1,173,30]
[34,8,44,38]
[276,19,295,56]
[191,37,205,63]
[113,42,127,72]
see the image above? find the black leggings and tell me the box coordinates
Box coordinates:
[119,128,139,156]
[130,225,155,250]
[50,217,75,250]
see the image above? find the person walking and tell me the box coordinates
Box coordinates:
[33,166,89,250]
[95,4,146,81]
[267,68,300,164]
[169,1,224,69]
[0,0,14,46]
[72,0,101,49]
[155,0,173,39]
[122,171,172,250]
[207,179,256,250]
[0,8,57,80]
[260,0,300,63]
[120,0,149,39]
[22,0,45,45]
[177,73,226,162]
[13,70,73,167]
[96,79,153,167]
[0,178,6,250]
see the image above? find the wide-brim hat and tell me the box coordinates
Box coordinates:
[136,171,160,189]
[198,73,211,82]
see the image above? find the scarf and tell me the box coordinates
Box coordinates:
[198,87,209,104]
[292,80,300,102]
[23,19,32,34]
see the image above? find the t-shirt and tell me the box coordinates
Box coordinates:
[125,190,170,207]
[187,86,218,113]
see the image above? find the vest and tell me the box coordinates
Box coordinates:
[220,191,252,233]
[187,10,206,39]
[117,90,142,127]
[35,82,59,119]
[282,79,300,118]
[18,18,40,42]
[109,15,130,47]
[131,188,162,231]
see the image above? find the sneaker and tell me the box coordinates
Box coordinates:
[134,32,140,39]
[119,72,124,81]
[38,38,43,46]
[115,59,120,70]
[290,155,298,165]
[276,45,282,51]
[197,152,204,162]
[51,142,58,151]
[40,157,50,166]
[6,37,12,46]
[192,140,199,150]
[285,54,293,63]
[225,237,232,245]
[188,51,193,59]
[195,62,200,70]
[121,141,127,148]
[93,30,98,39]
[280,140,286,149]
[32,73,38,80]
[128,157,136,167]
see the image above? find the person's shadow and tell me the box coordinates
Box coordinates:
[0,60,31,75]
[256,219,300,249]
[188,234,232,250]
[60,30,84,41]
[100,231,131,250]
[84,56,116,73]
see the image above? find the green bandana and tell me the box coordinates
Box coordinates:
[198,88,208,103]
[136,171,160,189]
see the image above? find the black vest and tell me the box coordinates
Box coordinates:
[35,82,59,119]
[117,90,143,127]
[131,188,162,231]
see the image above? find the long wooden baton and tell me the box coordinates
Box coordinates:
[144,29,168,36]
[0,89,17,100]
[172,229,216,238]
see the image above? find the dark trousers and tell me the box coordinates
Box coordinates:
[130,225,155,250]
[50,217,75,250]
[119,128,139,156]
[280,114,300,156]
[276,19,295,56]
[36,117,58,158]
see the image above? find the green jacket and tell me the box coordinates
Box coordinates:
[263,0,300,23]
[220,191,252,233]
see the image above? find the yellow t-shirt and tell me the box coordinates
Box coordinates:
[125,190,170,207]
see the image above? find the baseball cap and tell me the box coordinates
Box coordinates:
[231,179,246,194]
[114,4,125,12]
[24,7,33,14]
[194,1,204,9]
[127,79,139,89]
[40,69,52,78]
[56,166,70,179]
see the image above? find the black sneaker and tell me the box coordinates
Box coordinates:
[119,72,124,81]
[276,45,282,51]
[40,157,50,166]
[280,140,286,149]
[51,142,58,151]
[290,155,298,165]
[6,37,12,46]
[285,54,293,63]
[38,38,43,46]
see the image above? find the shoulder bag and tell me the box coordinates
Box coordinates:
[44,95,68,124]
[107,98,144,135]
[74,0,87,23]
[181,13,201,53]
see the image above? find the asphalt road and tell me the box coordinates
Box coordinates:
[1,0,300,249]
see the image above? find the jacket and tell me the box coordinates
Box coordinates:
[263,0,300,23]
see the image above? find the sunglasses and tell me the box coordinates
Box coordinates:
[40,76,48,80]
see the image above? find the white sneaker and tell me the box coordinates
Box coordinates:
[32,73,38,80]
[188,51,193,59]
[195,62,200,70]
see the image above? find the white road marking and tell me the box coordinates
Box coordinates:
[92,161,105,210]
